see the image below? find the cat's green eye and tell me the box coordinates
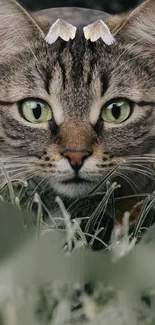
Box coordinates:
[101,100,131,124]
[21,100,52,123]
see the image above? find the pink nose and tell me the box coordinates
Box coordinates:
[62,150,91,171]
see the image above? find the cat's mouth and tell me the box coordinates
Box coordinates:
[52,176,96,198]
[61,177,91,184]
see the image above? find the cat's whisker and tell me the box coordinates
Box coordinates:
[2,161,27,166]
[127,154,155,158]
[0,160,27,169]
[0,169,36,188]
[39,172,61,195]
[123,163,155,176]
[85,182,118,233]
[12,171,39,181]
[0,171,39,193]
[120,166,155,181]
[120,163,155,190]
[0,167,27,177]
[124,155,155,163]
[39,176,52,195]
[1,164,29,170]
[0,160,29,179]
[2,168,31,179]
[125,158,155,162]
[0,163,29,173]
[1,155,25,160]
[115,171,140,193]
[25,172,51,205]
[9,172,36,182]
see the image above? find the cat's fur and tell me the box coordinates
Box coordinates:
[0,0,155,198]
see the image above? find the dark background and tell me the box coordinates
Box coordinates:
[19,0,142,14]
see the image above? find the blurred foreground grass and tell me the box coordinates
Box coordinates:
[1,165,155,324]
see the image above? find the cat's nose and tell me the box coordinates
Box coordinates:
[62,150,92,172]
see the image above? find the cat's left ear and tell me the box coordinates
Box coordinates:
[113,0,155,53]
[0,0,44,57]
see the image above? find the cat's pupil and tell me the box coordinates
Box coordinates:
[112,104,121,120]
[33,104,42,120]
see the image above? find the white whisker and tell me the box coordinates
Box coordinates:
[25,173,51,204]
[124,163,155,175]
[1,164,28,170]
[120,166,155,181]
[115,171,140,193]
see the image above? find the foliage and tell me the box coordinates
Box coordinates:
[1,161,155,324]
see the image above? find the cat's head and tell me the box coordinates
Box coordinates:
[0,0,155,198]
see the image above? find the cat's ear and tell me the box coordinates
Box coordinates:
[0,0,44,56]
[114,0,155,53]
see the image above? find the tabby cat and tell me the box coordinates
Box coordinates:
[0,0,155,199]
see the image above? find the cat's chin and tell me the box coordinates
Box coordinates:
[52,181,95,198]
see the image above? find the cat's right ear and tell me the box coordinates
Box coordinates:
[0,0,44,57]
[113,0,155,54]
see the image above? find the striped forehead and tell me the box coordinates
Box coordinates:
[48,37,108,124]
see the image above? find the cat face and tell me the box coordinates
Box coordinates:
[1,0,155,198]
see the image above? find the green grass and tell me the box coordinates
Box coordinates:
[1,163,155,325]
